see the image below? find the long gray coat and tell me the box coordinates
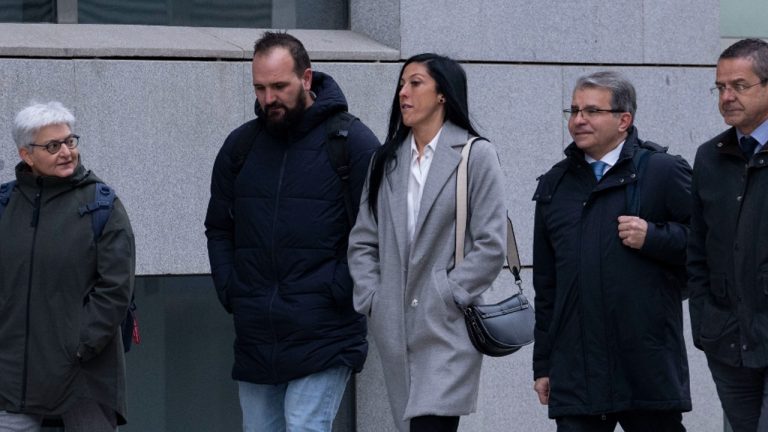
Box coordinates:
[348,121,506,430]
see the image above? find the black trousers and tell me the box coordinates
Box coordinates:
[556,411,685,432]
[409,415,460,432]
[707,354,768,432]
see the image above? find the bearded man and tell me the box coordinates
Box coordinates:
[205,31,379,432]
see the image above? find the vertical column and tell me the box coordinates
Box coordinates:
[272,0,296,28]
[56,0,77,23]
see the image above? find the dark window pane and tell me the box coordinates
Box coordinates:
[78,0,271,27]
[0,0,55,22]
[78,0,169,25]
[111,275,354,432]
[76,0,348,29]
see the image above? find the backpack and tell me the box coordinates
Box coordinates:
[0,180,139,352]
[230,110,358,226]
[624,142,689,300]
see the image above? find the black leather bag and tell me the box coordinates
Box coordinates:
[456,138,535,357]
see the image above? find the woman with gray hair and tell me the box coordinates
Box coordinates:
[0,101,135,431]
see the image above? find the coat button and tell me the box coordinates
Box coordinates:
[630,173,636,179]
[737,196,742,201]
[717,142,724,148]
[619,178,625,183]
[730,343,736,349]
[410,299,419,307]
[742,344,749,351]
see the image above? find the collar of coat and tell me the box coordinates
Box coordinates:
[713,127,754,160]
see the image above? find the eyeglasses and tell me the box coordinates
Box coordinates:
[28,134,80,154]
[710,79,768,96]
[563,107,625,120]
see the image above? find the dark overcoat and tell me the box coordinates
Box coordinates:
[688,128,768,368]
[532,127,692,417]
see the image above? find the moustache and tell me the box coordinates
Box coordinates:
[266,102,286,113]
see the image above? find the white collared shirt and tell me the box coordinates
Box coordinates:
[407,128,443,243]
[585,140,626,177]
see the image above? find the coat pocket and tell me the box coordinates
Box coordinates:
[430,268,464,323]
[700,273,731,340]
[699,303,735,340]
[431,268,457,311]
[709,273,728,300]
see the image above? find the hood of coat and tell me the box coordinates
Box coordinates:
[15,160,102,193]
[254,70,349,140]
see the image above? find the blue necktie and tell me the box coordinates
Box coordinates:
[590,161,608,181]
[740,135,760,160]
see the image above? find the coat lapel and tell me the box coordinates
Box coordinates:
[385,136,412,265]
[411,122,468,248]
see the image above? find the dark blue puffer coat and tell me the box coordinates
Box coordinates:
[205,72,379,384]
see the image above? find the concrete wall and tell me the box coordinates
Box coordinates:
[0,0,727,430]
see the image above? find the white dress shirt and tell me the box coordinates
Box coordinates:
[407,128,443,243]
[585,139,626,177]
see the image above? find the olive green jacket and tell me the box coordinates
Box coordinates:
[0,162,134,424]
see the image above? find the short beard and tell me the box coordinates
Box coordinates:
[263,90,307,137]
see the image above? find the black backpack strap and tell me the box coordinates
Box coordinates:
[325,111,357,226]
[78,182,116,240]
[625,148,652,216]
[231,121,262,178]
[77,182,138,352]
[231,100,264,177]
[625,141,666,216]
[0,180,17,219]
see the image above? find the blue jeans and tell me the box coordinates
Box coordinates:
[238,366,351,432]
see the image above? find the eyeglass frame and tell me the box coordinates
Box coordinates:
[562,107,626,120]
[27,134,80,155]
[710,79,768,96]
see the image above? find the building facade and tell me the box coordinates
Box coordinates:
[0,1,730,430]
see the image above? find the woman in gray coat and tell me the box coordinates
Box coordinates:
[348,53,507,432]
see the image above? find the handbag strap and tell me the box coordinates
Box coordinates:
[455,138,523,289]
[455,137,478,267]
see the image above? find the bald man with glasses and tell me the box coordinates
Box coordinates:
[688,38,768,432]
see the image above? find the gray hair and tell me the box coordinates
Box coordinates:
[574,71,637,124]
[720,38,768,82]
[12,101,76,150]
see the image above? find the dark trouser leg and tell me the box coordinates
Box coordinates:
[409,415,460,432]
[707,354,768,432]
[555,415,617,432]
[617,410,685,432]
